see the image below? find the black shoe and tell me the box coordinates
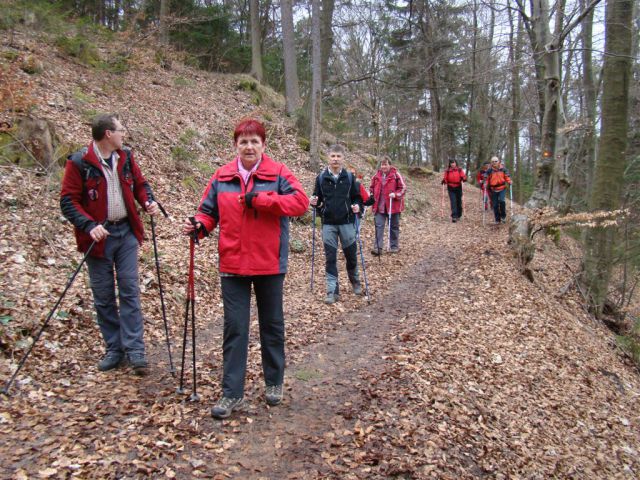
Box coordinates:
[452,218,457,223]
[371,249,382,256]
[265,384,283,406]
[97,352,124,371]
[211,397,244,419]
[127,352,149,376]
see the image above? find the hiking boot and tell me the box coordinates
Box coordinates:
[127,352,149,376]
[265,384,283,406]
[324,293,339,304]
[452,218,457,223]
[371,248,382,256]
[97,351,124,372]
[211,396,244,419]
[351,281,363,295]
[501,218,507,224]
[389,247,399,253]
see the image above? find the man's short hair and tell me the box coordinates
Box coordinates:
[328,144,345,155]
[92,114,118,141]
[490,156,500,163]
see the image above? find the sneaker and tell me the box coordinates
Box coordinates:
[211,396,244,419]
[97,352,124,371]
[389,247,399,253]
[501,218,507,224]
[265,384,283,406]
[324,293,338,304]
[127,352,149,376]
[351,282,363,295]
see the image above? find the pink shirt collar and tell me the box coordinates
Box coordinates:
[237,156,261,185]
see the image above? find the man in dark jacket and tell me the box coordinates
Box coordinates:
[60,114,159,375]
[310,145,363,304]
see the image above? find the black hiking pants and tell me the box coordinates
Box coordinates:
[448,186,463,219]
[220,274,285,398]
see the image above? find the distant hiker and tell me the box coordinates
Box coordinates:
[486,156,512,224]
[182,119,308,419]
[60,113,160,376]
[310,144,363,304]
[348,166,375,217]
[476,162,490,210]
[369,155,406,253]
[441,159,467,222]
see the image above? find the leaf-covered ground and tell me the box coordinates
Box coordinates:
[1,29,639,479]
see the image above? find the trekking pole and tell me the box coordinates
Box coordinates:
[150,203,175,377]
[509,184,514,217]
[461,182,466,218]
[387,197,393,252]
[177,217,199,402]
[2,224,107,396]
[354,215,370,303]
[440,183,445,218]
[482,188,487,226]
[310,207,316,292]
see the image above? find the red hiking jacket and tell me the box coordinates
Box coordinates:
[195,154,309,275]
[443,167,467,188]
[60,143,153,258]
[369,167,406,215]
[486,167,512,192]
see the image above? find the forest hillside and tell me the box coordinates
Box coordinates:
[1,9,640,480]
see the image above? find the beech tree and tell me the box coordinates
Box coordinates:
[582,0,634,316]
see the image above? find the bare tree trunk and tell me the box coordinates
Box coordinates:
[320,0,335,89]
[583,0,633,316]
[250,0,264,83]
[580,0,597,197]
[309,0,322,170]
[159,0,169,45]
[281,0,300,116]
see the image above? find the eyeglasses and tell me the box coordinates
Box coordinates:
[111,128,127,133]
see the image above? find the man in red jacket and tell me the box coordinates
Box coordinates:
[60,114,159,376]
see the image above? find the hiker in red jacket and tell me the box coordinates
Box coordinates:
[486,156,512,224]
[476,162,490,211]
[182,119,309,419]
[442,159,467,222]
[60,114,160,376]
[369,156,406,254]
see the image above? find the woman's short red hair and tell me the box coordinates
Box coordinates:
[234,119,266,143]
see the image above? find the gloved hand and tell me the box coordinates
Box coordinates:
[239,192,258,208]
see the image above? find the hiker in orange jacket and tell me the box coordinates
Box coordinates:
[442,159,467,222]
[486,156,512,224]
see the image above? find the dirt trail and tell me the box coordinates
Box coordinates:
[203,251,450,478]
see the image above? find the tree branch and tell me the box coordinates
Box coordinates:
[559,0,603,43]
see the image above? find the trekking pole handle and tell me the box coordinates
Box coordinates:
[188,217,200,245]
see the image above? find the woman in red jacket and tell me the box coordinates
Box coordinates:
[368,156,406,254]
[442,159,467,222]
[183,119,309,419]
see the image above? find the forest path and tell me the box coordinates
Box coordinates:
[1,182,639,480]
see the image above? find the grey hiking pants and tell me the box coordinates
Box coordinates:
[322,223,360,295]
[86,221,145,356]
[374,213,400,250]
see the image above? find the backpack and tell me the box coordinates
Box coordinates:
[69,147,134,182]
